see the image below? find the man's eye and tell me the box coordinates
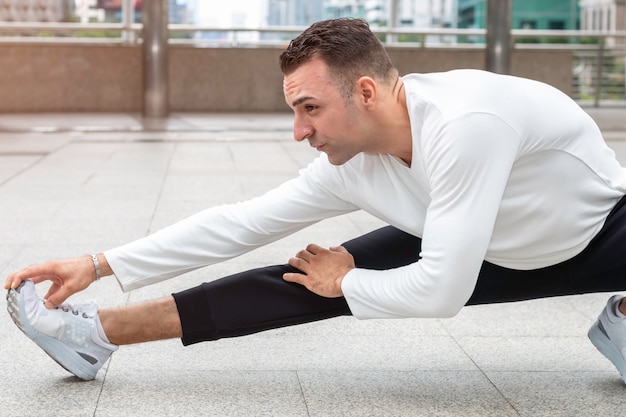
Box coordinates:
[305,105,317,112]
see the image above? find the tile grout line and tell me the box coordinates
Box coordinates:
[438,319,523,416]
[295,371,312,417]
[93,360,112,417]
[0,154,47,187]
[144,140,180,243]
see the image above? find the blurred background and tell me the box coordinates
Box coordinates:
[0,0,624,115]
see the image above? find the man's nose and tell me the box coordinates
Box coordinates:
[293,118,314,142]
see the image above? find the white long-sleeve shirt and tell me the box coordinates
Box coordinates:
[105,69,626,319]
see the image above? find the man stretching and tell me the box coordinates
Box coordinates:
[6,18,626,383]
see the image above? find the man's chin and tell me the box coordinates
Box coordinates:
[325,152,356,166]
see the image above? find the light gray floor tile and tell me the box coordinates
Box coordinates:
[158,172,249,204]
[98,367,307,417]
[443,298,594,337]
[106,328,477,373]
[0,155,42,184]
[3,218,151,247]
[298,370,519,417]
[172,112,293,132]
[0,133,72,153]
[486,371,626,417]
[0,113,142,131]
[0,326,110,417]
[566,292,624,320]
[455,335,615,372]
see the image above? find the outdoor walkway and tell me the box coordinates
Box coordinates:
[1,109,626,417]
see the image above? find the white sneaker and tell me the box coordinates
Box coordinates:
[588,295,626,383]
[6,280,118,381]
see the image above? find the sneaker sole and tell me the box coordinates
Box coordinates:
[6,283,97,381]
[588,319,626,383]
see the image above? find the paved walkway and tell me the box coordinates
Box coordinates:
[1,109,626,417]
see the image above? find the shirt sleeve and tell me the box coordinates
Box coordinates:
[105,156,358,291]
[342,113,521,319]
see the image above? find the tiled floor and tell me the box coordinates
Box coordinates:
[1,110,626,416]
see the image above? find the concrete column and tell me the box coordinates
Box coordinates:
[485,0,512,74]
[142,0,169,119]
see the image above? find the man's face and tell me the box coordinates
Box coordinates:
[283,58,365,166]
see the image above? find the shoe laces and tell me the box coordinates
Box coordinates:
[53,301,97,319]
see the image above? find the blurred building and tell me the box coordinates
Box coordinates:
[267,0,324,26]
[169,0,190,24]
[324,0,457,28]
[262,0,323,41]
[325,0,367,19]
[97,0,141,22]
[579,0,625,31]
[0,0,75,22]
[458,0,580,30]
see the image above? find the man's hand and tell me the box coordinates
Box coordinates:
[4,256,99,308]
[284,244,355,298]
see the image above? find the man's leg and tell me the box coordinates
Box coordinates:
[99,296,182,345]
[172,225,422,344]
[98,226,422,346]
[468,194,626,305]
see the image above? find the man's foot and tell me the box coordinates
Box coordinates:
[588,295,626,383]
[6,280,118,381]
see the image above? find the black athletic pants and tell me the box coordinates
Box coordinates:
[172,196,626,346]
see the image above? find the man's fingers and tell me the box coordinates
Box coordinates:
[44,286,72,309]
[290,244,350,271]
[4,275,16,290]
[305,243,324,254]
[283,272,306,286]
[28,275,50,285]
[4,268,28,289]
[294,249,311,262]
[43,282,61,301]
[4,262,58,289]
[292,246,319,265]
[296,244,324,260]
[288,256,307,272]
[5,271,32,290]
[295,244,334,262]
[329,245,348,253]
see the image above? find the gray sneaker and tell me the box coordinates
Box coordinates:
[6,280,118,381]
[588,295,626,383]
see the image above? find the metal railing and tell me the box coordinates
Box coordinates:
[0,21,625,107]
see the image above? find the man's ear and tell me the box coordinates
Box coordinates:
[356,76,377,107]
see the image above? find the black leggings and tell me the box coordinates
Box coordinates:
[173,196,626,345]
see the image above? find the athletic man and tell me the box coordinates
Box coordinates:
[6,18,626,383]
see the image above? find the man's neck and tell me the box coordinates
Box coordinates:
[387,78,412,166]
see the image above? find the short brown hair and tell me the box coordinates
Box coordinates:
[279,18,397,100]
